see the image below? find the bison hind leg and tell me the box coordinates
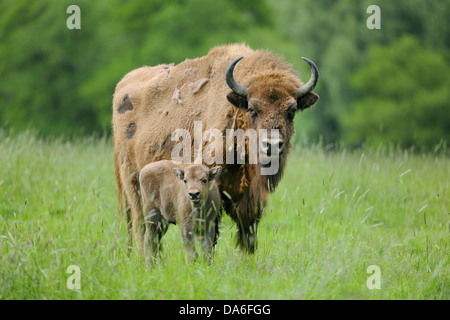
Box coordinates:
[125,202,133,254]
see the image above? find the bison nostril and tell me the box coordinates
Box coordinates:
[261,139,284,156]
[266,144,272,156]
[189,191,200,200]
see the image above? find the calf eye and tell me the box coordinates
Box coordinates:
[183,179,187,184]
[202,179,207,184]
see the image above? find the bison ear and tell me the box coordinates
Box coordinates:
[297,92,319,111]
[227,92,248,109]
[172,168,185,180]
[208,166,222,180]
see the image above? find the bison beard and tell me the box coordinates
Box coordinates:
[112,43,319,256]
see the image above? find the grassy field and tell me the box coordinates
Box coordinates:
[0,131,448,299]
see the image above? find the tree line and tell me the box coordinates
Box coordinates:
[0,0,448,149]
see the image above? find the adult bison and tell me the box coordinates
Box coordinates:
[113,44,319,255]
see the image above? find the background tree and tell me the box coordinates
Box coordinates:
[270,0,450,146]
[343,35,450,148]
[0,0,449,149]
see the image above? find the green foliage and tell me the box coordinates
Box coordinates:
[343,36,450,148]
[0,0,274,135]
[82,0,276,129]
[0,0,449,147]
[0,0,109,135]
[270,0,450,145]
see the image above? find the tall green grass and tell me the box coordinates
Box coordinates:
[0,131,448,299]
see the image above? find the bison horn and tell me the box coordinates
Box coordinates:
[226,56,248,98]
[296,57,319,98]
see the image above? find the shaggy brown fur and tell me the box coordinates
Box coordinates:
[113,43,319,255]
[139,161,221,262]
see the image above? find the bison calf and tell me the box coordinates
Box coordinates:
[139,160,222,263]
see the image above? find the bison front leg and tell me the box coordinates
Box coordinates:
[230,199,262,254]
[237,220,259,254]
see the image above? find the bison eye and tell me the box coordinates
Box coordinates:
[183,179,187,184]
[287,109,296,122]
[248,107,257,119]
[202,179,207,184]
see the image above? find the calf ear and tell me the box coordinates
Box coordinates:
[297,92,319,111]
[172,168,185,180]
[208,166,222,180]
[227,92,248,109]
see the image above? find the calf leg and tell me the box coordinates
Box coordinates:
[180,215,198,263]
[198,207,219,262]
[200,219,218,262]
[143,208,168,263]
